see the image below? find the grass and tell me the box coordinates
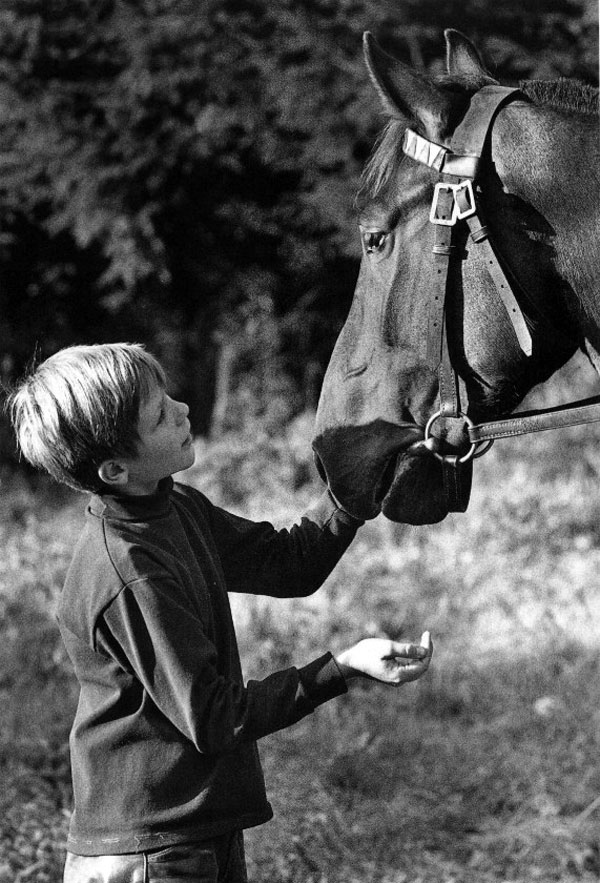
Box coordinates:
[2,352,600,881]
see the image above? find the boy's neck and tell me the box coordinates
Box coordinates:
[120,479,161,497]
[104,475,173,499]
[91,477,173,520]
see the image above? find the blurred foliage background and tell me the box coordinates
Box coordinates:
[0,4,599,880]
[0,0,597,444]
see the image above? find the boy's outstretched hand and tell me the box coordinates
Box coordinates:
[335,632,433,685]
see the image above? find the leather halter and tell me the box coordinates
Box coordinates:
[402,85,600,512]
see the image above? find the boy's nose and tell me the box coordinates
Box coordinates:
[175,400,189,423]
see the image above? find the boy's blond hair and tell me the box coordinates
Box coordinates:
[9,343,166,493]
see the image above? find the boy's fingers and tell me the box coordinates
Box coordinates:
[386,640,430,660]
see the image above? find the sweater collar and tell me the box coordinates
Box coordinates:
[88,476,173,521]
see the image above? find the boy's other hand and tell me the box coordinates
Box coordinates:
[335,633,433,685]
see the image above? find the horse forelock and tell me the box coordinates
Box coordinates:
[520,79,599,115]
[356,118,407,206]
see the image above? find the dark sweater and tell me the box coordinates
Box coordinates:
[58,478,361,855]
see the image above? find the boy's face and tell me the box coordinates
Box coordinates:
[105,384,196,495]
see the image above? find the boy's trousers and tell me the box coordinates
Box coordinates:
[63,831,248,883]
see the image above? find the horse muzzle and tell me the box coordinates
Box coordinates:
[312,419,474,524]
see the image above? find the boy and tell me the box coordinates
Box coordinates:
[10,343,432,883]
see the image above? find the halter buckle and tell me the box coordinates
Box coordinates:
[429,180,476,226]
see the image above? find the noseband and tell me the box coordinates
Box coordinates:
[402,86,600,511]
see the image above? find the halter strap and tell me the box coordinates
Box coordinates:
[469,396,600,443]
[451,86,523,155]
[404,86,533,358]
[403,85,529,511]
[401,84,600,500]
[452,87,534,356]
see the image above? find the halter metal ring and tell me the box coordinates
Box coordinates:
[424,409,479,465]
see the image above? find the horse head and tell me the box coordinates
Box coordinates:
[313,30,599,525]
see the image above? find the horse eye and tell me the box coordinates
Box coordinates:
[363,230,388,254]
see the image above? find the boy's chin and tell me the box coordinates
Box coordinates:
[180,445,196,470]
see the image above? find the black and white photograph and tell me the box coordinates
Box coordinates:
[0,2,598,881]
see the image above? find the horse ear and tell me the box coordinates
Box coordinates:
[363,31,451,140]
[444,29,498,86]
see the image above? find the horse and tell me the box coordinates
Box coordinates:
[312,30,600,525]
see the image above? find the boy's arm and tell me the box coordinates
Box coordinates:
[100,578,348,755]
[200,489,364,597]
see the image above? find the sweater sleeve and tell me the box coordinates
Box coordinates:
[201,490,364,597]
[100,579,347,755]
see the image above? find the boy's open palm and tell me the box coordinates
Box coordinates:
[336,633,433,685]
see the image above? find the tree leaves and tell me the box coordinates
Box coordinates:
[0,0,596,433]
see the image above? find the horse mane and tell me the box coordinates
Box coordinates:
[357,77,599,204]
[520,79,599,115]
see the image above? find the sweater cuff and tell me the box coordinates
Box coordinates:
[305,491,365,537]
[297,652,348,708]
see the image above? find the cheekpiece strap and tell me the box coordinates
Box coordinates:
[450,86,524,157]
[401,86,532,358]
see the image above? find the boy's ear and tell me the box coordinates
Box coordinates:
[97,459,129,488]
